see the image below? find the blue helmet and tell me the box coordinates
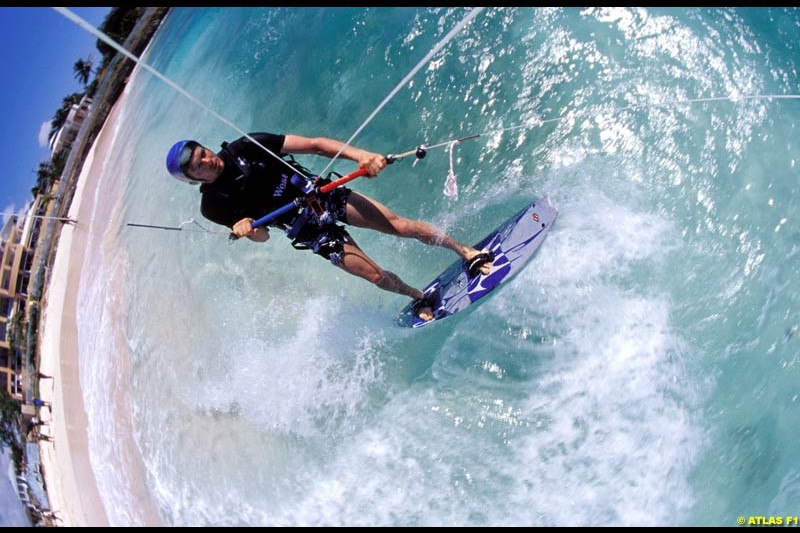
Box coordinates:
[166,140,200,184]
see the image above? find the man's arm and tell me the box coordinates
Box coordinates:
[282,134,386,176]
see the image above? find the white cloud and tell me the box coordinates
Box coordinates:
[1,203,32,228]
[38,121,52,148]
[2,204,17,227]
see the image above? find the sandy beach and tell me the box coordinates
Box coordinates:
[37,110,110,526]
[30,9,171,524]
[36,75,161,527]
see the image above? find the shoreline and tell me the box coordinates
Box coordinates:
[37,134,108,526]
[38,65,163,528]
[34,11,169,527]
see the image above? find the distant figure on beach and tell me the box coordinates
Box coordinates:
[165,133,493,322]
[41,510,61,524]
[32,398,51,412]
[25,418,47,438]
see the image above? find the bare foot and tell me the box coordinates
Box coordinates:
[464,248,493,276]
[417,305,434,322]
[412,291,436,322]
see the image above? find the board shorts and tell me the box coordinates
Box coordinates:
[288,185,353,266]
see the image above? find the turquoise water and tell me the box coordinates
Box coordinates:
[75,7,799,525]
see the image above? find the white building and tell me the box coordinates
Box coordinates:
[49,95,92,157]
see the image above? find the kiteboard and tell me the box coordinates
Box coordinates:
[396,194,558,328]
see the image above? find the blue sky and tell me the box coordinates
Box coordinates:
[0,7,111,221]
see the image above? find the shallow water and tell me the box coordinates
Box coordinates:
[75,7,800,525]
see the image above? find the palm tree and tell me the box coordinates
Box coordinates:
[36,161,52,184]
[73,57,93,86]
[31,162,54,198]
[48,92,84,142]
[48,107,68,143]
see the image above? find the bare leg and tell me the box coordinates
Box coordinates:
[336,240,434,321]
[345,192,492,275]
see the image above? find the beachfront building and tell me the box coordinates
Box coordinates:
[0,196,53,399]
[49,95,93,157]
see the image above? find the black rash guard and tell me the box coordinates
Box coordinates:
[199,132,309,229]
[198,132,355,265]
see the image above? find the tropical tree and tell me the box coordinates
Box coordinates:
[0,390,21,468]
[48,92,84,142]
[85,78,100,99]
[36,162,52,184]
[73,57,93,86]
[96,8,146,65]
[31,162,54,198]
